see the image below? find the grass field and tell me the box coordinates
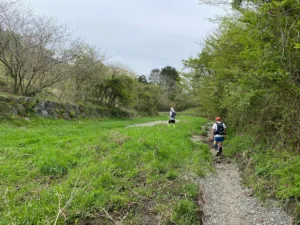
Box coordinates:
[0,115,211,224]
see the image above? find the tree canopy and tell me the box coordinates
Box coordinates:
[183,0,300,149]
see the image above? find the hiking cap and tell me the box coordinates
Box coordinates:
[216,117,221,121]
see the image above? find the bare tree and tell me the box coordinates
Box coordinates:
[69,41,109,103]
[0,0,72,96]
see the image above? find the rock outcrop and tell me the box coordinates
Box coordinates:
[0,96,131,119]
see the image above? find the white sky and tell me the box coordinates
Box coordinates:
[29,0,225,76]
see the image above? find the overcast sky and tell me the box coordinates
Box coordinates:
[29,0,225,76]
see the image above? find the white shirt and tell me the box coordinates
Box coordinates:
[212,122,226,137]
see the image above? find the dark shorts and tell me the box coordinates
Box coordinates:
[214,136,224,142]
[168,120,175,124]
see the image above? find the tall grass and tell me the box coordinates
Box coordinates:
[0,115,210,224]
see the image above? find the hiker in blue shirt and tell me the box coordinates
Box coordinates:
[168,107,176,128]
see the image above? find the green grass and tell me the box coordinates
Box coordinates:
[0,115,210,224]
[180,107,202,116]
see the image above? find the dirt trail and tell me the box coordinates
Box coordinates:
[127,121,292,225]
[126,120,179,128]
[193,128,293,225]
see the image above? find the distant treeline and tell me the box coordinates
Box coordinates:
[0,0,199,115]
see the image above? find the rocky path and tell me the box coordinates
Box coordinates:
[194,132,293,225]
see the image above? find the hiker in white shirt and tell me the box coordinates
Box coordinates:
[212,117,226,157]
[168,107,176,128]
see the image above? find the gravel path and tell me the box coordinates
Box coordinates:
[197,132,293,225]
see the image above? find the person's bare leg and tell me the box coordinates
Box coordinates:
[218,142,223,156]
[216,142,221,156]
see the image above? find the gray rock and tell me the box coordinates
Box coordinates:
[16,103,26,116]
[46,101,56,108]
[33,106,41,112]
[52,113,59,119]
[47,108,57,116]
[63,104,71,111]
[75,105,81,112]
[11,107,19,116]
[62,112,71,120]
[0,101,18,117]
[41,110,49,117]
[38,100,47,109]
[78,106,84,112]
[76,108,81,116]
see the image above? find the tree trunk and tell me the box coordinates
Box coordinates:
[13,76,18,94]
